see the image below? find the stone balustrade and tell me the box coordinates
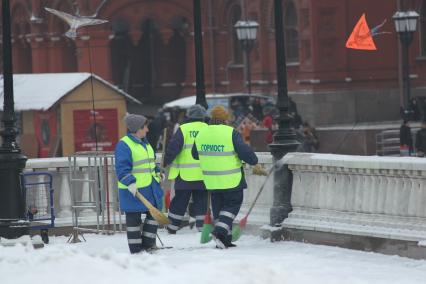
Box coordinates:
[24,152,275,229]
[282,153,426,242]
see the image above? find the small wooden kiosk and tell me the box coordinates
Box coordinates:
[0,73,141,158]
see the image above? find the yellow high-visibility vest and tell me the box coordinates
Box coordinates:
[168,121,207,181]
[195,125,242,190]
[117,136,160,189]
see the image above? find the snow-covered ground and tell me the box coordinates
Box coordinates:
[2,228,426,284]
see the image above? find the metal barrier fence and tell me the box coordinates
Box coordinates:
[68,151,122,242]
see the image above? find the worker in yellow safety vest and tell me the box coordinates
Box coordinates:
[115,114,164,254]
[193,105,258,249]
[164,104,209,233]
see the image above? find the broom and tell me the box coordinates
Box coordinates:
[136,191,170,226]
[232,166,274,241]
[200,192,213,243]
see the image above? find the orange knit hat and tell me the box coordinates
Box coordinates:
[210,105,231,121]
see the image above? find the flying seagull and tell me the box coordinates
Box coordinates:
[45,7,108,39]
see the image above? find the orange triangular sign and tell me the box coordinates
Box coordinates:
[346,14,377,50]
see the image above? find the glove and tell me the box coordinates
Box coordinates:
[128,183,138,196]
[252,164,268,176]
[157,172,166,182]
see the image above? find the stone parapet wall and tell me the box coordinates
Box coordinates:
[282,153,426,242]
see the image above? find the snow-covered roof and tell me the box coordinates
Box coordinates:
[0,73,141,111]
[163,93,273,109]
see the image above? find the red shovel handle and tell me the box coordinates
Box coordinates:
[239,215,248,228]
[204,209,212,224]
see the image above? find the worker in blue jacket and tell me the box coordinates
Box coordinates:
[192,105,258,248]
[115,114,164,254]
[164,105,209,234]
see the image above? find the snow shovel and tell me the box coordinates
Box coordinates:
[200,192,213,244]
[232,166,274,241]
[136,191,170,226]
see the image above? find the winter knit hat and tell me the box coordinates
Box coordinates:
[210,105,231,121]
[124,114,147,133]
[186,104,208,119]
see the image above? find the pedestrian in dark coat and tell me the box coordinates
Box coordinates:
[192,105,258,249]
[164,105,209,233]
[416,121,426,157]
[146,109,167,151]
[296,122,319,152]
[399,119,413,156]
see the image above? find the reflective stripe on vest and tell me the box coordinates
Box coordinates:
[168,121,207,181]
[117,136,160,189]
[195,125,242,190]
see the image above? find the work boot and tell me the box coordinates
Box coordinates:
[211,231,227,249]
[167,227,177,235]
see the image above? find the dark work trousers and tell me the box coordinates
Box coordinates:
[125,212,158,254]
[211,190,244,244]
[167,190,207,232]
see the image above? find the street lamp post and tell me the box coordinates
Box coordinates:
[193,0,208,109]
[393,11,419,119]
[268,0,300,226]
[0,0,29,239]
[234,20,259,94]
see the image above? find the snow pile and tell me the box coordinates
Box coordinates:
[1,228,426,284]
[0,73,139,111]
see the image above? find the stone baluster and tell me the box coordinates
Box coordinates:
[80,170,95,216]
[317,167,328,209]
[400,174,411,216]
[419,173,426,218]
[334,171,348,211]
[383,172,397,215]
[408,175,421,217]
[375,173,388,214]
[361,169,372,212]
[354,171,364,212]
[391,172,403,216]
[58,168,72,218]
[345,172,356,212]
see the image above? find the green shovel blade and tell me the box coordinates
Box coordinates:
[200,223,213,244]
[231,225,241,242]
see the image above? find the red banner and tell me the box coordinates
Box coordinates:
[73,109,118,152]
[34,110,57,158]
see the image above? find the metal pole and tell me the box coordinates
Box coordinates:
[399,31,414,117]
[193,0,208,109]
[268,0,299,226]
[0,0,29,239]
[403,40,410,110]
[246,46,252,94]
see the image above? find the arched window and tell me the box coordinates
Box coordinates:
[421,1,426,56]
[230,4,243,64]
[110,19,131,90]
[284,1,299,63]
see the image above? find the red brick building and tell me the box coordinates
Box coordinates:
[4,0,426,125]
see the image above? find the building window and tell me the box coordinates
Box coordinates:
[421,1,426,56]
[230,5,243,64]
[110,19,131,91]
[284,1,299,63]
